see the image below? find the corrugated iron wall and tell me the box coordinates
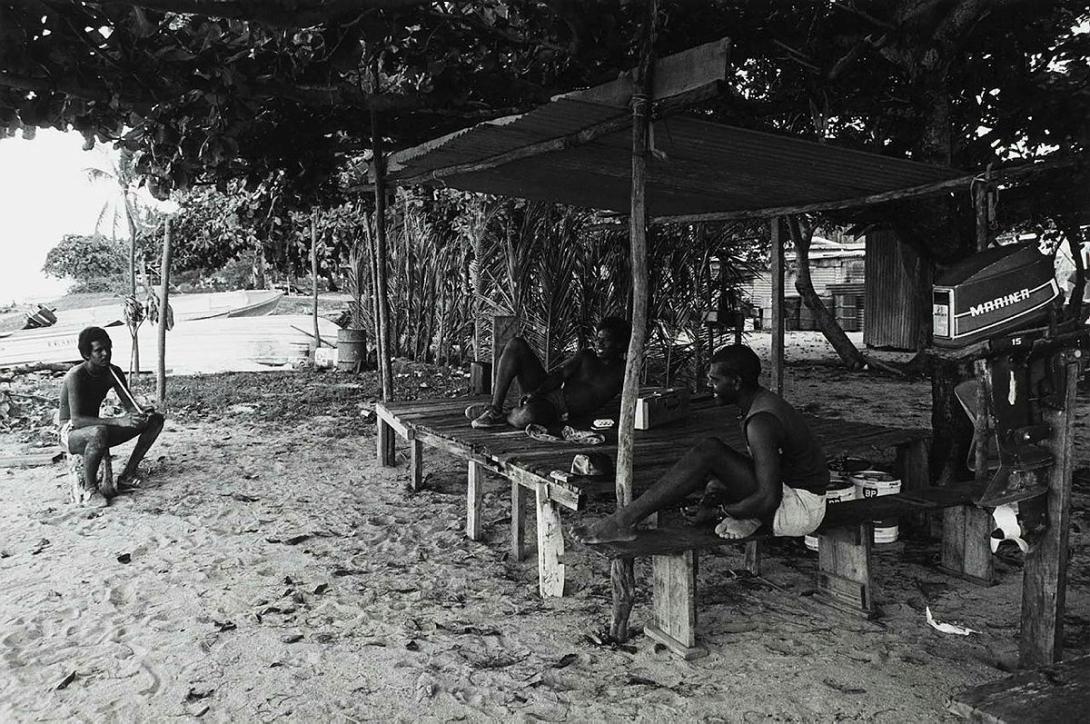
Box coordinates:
[745,256,863,328]
[864,229,929,350]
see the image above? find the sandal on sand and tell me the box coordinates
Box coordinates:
[116,473,143,492]
[469,405,508,429]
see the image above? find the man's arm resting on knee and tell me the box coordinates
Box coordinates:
[719,414,783,521]
[523,352,584,400]
[67,376,147,430]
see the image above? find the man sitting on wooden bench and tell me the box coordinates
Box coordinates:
[59,326,165,507]
[466,316,631,430]
[575,344,829,543]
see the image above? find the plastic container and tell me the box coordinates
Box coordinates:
[851,470,902,544]
[804,473,858,551]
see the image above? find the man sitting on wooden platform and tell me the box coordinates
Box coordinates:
[574,344,829,543]
[466,316,631,430]
[59,326,165,507]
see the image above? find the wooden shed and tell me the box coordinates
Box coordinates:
[743,237,865,330]
[863,228,929,350]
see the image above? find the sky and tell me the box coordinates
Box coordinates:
[0,129,121,305]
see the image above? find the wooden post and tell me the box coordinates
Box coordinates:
[311,209,321,349]
[408,435,422,491]
[510,481,528,561]
[156,216,172,407]
[973,169,991,252]
[747,216,786,571]
[1020,352,1081,666]
[370,61,394,403]
[467,461,484,541]
[376,418,395,467]
[770,216,785,395]
[536,483,565,598]
[611,0,657,645]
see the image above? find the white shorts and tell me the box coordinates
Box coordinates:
[772,484,827,537]
[59,420,73,453]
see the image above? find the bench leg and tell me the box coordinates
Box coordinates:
[815,523,876,617]
[510,481,528,561]
[466,461,483,541]
[376,420,396,467]
[408,436,423,491]
[744,540,762,575]
[897,438,931,533]
[940,505,994,585]
[610,558,635,642]
[644,550,708,660]
[535,483,565,598]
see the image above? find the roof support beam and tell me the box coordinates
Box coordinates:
[655,173,977,224]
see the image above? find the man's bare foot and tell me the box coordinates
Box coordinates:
[572,517,638,544]
[715,515,761,539]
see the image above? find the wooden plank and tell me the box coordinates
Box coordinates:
[0,451,60,468]
[467,461,484,541]
[1020,356,1080,666]
[511,481,528,561]
[535,482,566,597]
[949,654,1090,723]
[559,37,730,109]
[505,465,582,510]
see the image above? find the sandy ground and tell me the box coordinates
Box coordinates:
[2,331,1089,721]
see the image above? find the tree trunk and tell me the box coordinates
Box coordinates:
[311,210,322,349]
[788,215,867,370]
[612,0,657,645]
[371,99,394,401]
[156,217,173,407]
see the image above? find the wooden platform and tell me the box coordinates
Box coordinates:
[376,395,930,597]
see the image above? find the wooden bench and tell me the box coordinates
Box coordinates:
[949,654,1090,722]
[375,396,934,599]
[376,395,933,596]
[584,482,990,659]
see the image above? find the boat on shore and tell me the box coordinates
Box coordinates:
[0,290,289,368]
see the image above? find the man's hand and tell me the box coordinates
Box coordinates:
[122,411,149,428]
[519,391,543,405]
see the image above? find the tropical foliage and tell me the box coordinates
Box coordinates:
[42,233,128,292]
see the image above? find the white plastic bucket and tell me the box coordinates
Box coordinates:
[851,470,902,544]
[805,473,858,551]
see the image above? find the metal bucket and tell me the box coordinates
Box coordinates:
[337,328,367,372]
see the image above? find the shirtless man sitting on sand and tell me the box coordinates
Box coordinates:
[59,326,165,507]
[467,316,631,429]
[575,344,829,543]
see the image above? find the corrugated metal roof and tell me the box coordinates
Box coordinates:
[386,98,965,219]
